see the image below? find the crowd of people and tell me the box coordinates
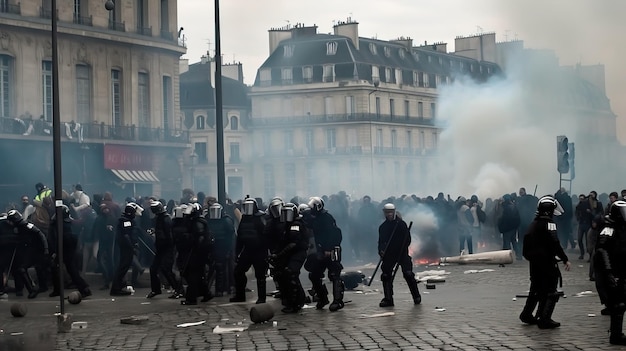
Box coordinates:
[2,183,626,345]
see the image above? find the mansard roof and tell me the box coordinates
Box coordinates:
[180,62,249,110]
[254,34,502,86]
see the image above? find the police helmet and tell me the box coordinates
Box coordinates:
[382,203,396,219]
[208,203,223,219]
[6,209,23,224]
[609,201,626,224]
[280,202,299,223]
[150,200,166,215]
[173,204,188,219]
[184,203,202,218]
[242,198,258,216]
[268,198,284,219]
[124,202,143,218]
[307,196,324,213]
[536,195,563,217]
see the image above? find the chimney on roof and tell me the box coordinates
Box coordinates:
[268,26,292,55]
[333,17,359,50]
[390,37,413,49]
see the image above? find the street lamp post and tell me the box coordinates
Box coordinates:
[214,0,226,205]
[190,151,198,191]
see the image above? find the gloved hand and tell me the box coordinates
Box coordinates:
[267,254,278,265]
[608,273,618,288]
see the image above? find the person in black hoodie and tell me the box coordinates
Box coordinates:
[146,200,180,299]
[498,194,521,259]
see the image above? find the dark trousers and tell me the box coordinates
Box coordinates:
[233,251,268,293]
[502,230,519,257]
[52,235,89,293]
[182,255,205,303]
[381,253,413,282]
[149,245,178,293]
[111,242,133,292]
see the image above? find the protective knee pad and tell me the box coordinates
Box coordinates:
[402,270,416,282]
[380,272,392,283]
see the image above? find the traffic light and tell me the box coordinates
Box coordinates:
[569,142,575,180]
[556,135,569,174]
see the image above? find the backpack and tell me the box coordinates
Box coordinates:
[477,206,486,223]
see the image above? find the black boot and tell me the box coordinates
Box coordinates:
[229,274,247,302]
[18,269,38,299]
[329,279,345,312]
[379,279,394,307]
[519,293,539,324]
[610,312,626,345]
[404,273,421,305]
[537,294,560,329]
[256,280,266,304]
[312,280,329,310]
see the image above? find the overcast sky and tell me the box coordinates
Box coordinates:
[178,0,626,143]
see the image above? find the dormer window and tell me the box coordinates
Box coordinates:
[326,41,338,56]
[398,49,405,59]
[283,45,294,58]
[384,47,391,57]
[438,57,443,65]
[412,52,419,61]
[369,43,377,55]
[427,55,432,63]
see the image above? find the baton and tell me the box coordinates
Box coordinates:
[392,221,413,280]
[6,247,17,279]
[137,236,156,256]
[368,219,401,286]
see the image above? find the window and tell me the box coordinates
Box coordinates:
[427,55,432,63]
[395,69,402,85]
[323,64,335,82]
[230,116,238,130]
[283,45,294,58]
[326,41,338,55]
[369,43,377,55]
[398,49,405,59]
[111,69,122,126]
[432,132,439,148]
[259,68,271,86]
[229,142,240,163]
[160,0,169,34]
[196,115,205,130]
[419,130,425,149]
[346,96,355,116]
[302,66,313,83]
[281,67,293,85]
[423,73,429,88]
[284,131,293,150]
[285,163,296,197]
[162,76,171,128]
[391,130,397,150]
[389,99,395,117]
[304,130,313,153]
[75,64,91,124]
[376,129,383,147]
[431,102,436,118]
[138,72,150,128]
[385,67,392,83]
[324,96,334,117]
[418,72,424,87]
[136,0,148,31]
[263,165,275,199]
[372,66,380,83]
[439,57,443,65]
[418,102,423,117]
[304,97,312,115]
[470,64,474,72]
[0,55,12,117]
[404,100,410,119]
[194,142,207,163]
[42,61,52,121]
[384,46,391,57]
[406,130,412,150]
[375,97,381,117]
[412,71,419,87]
[326,128,336,151]
[412,51,419,61]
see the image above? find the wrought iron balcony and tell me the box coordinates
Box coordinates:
[136,25,152,37]
[108,20,125,32]
[160,30,174,41]
[249,113,437,127]
[0,117,189,144]
[73,13,93,26]
[0,2,20,15]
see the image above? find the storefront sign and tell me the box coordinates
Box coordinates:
[104,144,153,171]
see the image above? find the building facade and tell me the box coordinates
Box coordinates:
[0,0,188,203]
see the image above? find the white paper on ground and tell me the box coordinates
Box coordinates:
[463,269,495,274]
[212,325,248,333]
[176,320,206,328]
[574,290,595,297]
[359,312,395,318]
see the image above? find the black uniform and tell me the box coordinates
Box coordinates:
[0,217,19,295]
[180,213,211,305]
[49,215,91,297]
[12,219,49,298]
[92,207,117,289]
[378,216,421,307]
[271,217,308,313]
[231,212,268,303]
[304,210,345,311]
[521,212,569,328]
[147,211,179,297]
[110,214,141,295]
[207,215,235,296]
[595,202,626,345]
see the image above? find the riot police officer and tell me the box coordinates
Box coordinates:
[180,203,211,305]
[264,198,285,298]
[377,203,421,307]
[269,203,308,313]
[595,200,626,345]
[146,200,180,299]
[6,209,48,299]
[207,203,236,297]
[304,197,345,311]
[0,213,19,298]
[520,195,571,329]
[110,203,143,296]
[48,205,91,298]
[171,204,190,299]
[231,198,268,303]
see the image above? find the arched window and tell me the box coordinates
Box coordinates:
[230,116,238,130]
[196,115,205,130]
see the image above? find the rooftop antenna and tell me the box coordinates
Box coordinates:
[285,20,290,29]
[504,29,510,41]
[476,25,483,34]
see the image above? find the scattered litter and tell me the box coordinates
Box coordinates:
[140,302,151,305]
[588,313,596,317]
[272,321,278,327]
[212,325,248,334]
[302,304,315,309]
[426,278,446,283]
[10,332,23,336]
[512,297,517,301]
[221,318,230,321]
[434,307,446,312]
[176,320,206,328]
[574,291,595,298]
[111,299,115,302]
[353,291,364,294]
[578,265,584,268]
[463,269,495,274]
[426,283,436,289]
[359,312,395,318]
[71,321,88,329]
[0,329,3,334]
[422,291,430,294]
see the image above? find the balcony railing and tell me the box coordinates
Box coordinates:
[160,30,174,41]
[0,3,20,15]
[108,20,125,32]
[255,145,436,158]
[250,113,437,127]
[73,13,93,26]
[0,117,189,144]
[136,25,152,36]
[39,6,54,19]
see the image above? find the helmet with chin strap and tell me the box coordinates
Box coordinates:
[382,203,396,219]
